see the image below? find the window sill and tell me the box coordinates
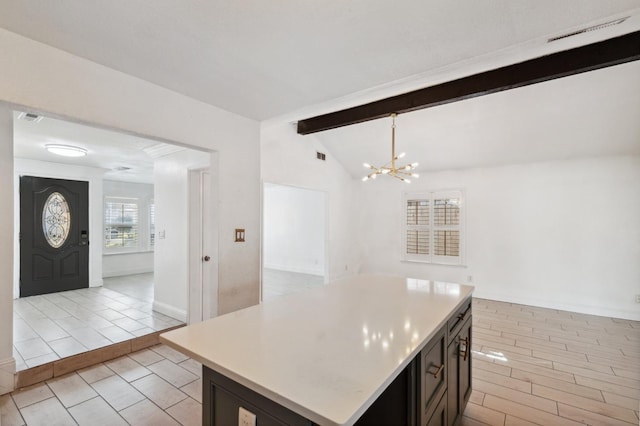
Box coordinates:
[103,250,154,256]
[401,259,467,268]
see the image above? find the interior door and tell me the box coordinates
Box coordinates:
[20,176,89,297]
[188,168,212,324]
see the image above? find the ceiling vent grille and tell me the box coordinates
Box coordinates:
[316,151,326,161]
[17,112,43,123]
[548,17,629,43]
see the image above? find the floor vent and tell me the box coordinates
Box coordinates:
[548,17,629,43]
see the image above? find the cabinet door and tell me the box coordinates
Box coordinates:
[425,392,447,426]
[446,338,458,426]
[421,326,447,424]
[446,316,472,426]
[458,317,472,411]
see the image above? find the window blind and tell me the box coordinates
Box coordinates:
[104,200,139,248]
[402,191,463,264]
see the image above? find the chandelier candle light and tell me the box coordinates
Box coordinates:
[362,113,418,183]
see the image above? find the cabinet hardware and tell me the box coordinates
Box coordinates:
[459,336,469,361]
[427,363,445,379]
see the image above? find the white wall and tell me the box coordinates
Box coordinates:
[261,121,358,282]
[0,105,16,395]
[356,156,640,320]
[13,158,105,297]
[102,180,154,277]
[153,149,210,321]
[0,27,260,312]
[103,253,154,278]
[263,184,325,276]
[0,28,260,392]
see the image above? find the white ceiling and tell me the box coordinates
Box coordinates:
[13,112,183,183]
[1,1,639,121]
[2,2,640,178]
[316,60,640,177]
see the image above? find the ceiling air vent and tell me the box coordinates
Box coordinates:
[316,151,326,161]
[114,166,131,171]
[548,17,629,43]
[17,112,43,123]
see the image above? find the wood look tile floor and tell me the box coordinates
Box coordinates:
[0,344,201,426]
[262,268,324,301]
[3,298,639,425]
[462,299,640,426]
[13,274,184,371]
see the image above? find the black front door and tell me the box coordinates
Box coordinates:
[20,176,89,297]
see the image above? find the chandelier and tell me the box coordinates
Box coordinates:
[362,113,418,183]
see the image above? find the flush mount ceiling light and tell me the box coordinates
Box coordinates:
[362,113,418,183]
[45,144,88,157]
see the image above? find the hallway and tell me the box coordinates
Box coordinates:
[13,274,183,371]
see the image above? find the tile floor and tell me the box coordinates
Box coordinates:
[4,295,639,425]
[103,273,155,302]
[13,274,183,371]
[1,344,201,426]
[262,268,324,301]
[461,298,640,426]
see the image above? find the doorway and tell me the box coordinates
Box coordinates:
[19,176,89,297]
[262,183,327,301]
[11,110,217,370]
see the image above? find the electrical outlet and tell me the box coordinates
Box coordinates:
[238,407,256,426]
[636,294,640,304]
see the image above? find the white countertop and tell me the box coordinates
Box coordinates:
[160,274,473,426]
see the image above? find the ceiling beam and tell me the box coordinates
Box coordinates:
[297,31,640,135]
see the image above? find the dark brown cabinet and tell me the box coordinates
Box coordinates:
[420,326,447,425]
[425,392,447,426]
[425,298,472,426]
[446,316,472,426]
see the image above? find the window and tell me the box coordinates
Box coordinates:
[149,201,155,247]
[104,198,139,249]
[402,190,464,265]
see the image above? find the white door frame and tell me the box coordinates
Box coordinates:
[188,160,218,323]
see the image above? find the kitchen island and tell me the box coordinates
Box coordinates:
[160,274,473,426]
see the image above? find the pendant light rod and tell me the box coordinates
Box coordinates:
[362,113,418,183]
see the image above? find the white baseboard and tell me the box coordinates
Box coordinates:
[102,267,154,278]
[474,290,640,321]
[152,300,187,323]
[90,278,104,288]
[263,263,324,277]
[0,357,15,396]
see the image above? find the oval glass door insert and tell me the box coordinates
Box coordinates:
[42,192,71,248]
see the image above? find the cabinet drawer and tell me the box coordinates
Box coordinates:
[448,298,472,344]
[421,325,446,423]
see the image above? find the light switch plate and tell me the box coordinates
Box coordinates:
[238,406,256,426]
